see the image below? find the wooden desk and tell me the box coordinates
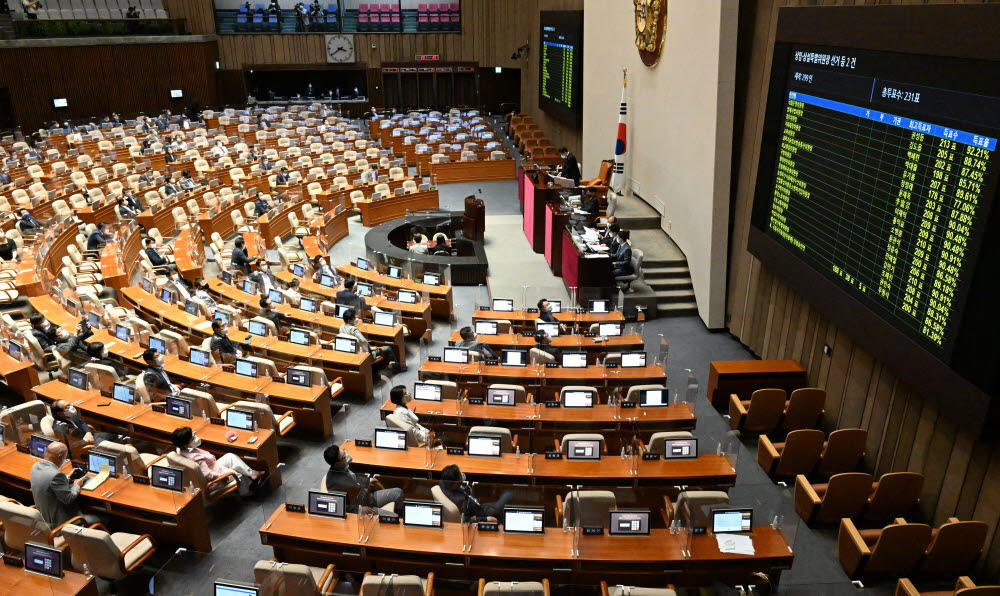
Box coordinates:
[0,560,99,596]
[356,189,440,228]
[706,360,808,410]
[32,380,283,491]
[173,228,205,282]
[76,199,118,227]
[0,446,213,552]
[199,197,255,240]
[259,508,791,586]
[340,440,734,488]
[0,352,40,401]
[99,230,143,292]
[472,308,625,327]
[378,398,696,432]
[337,264,453,322]
[315,178,410,214]
[119,286,376,401]
[309,207,350,248]
[276,271,433,342]
[207,278,406,362]
[447,330,644,360]
[428,159,516,184]
[561,230,615,307]
[418,361,666,402]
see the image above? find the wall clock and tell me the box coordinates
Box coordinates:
[633,0,667,67]
[326,34,356,63]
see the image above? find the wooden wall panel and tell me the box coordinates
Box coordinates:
[162,0,217,35]
[727,0,1000,578]
[214,0,583,158]
[0,40,218,132]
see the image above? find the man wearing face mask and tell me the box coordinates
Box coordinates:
[50,400,120,447]
[142,348,180,396]
[30,441,86,526]
[388,385,431,445]
[170,427,264,496]
[438,464,513,522]
[30,313,93,356]
[536,299,567,334]
[86,342,126,379]
[209,319,241,364]
[193,276,218,312]
[323,444,402,514]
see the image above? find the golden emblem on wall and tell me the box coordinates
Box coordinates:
[633,0,667,67]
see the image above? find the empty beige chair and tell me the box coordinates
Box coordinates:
[559,433,605,455]
[782,388,826,431]
[529,348,556,365]
[646,431,694,455]
[431,153,446,164]
[469,426,516,453]
[919,519,988,575]
[490,151,506,160]
[479,579,547,596]
[84,362,125,395]
[179,388,221,419]
[194,159,210,172]
[362,573,433,596]
[758,429,826,478]
[557,490,616,529]
[839,518,931,578]
[172,206,191,231]
[461,150,477,161]
[0,498,72,551]
[663,490,730,528]
[373,182,390,198]
[794,472,874,525]
[230,167,247,185]
[232,210,252,234]
[817,428,867,478]
[288,212,309,240]
[253,560,338,596]
[350,189,365,207]
[187,198,201,217]
[331,176,349,190]
[728,388,786,433]
[27,164,45,180]
[896,577,1000,596]
[58,524,157,589]
[96,440,161,477]
[388,166,405,180]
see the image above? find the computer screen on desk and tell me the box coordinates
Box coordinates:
[165,395,192,419]
[225,408,255,431]
[712,509,753,534]
[87,449,118,477]
[29,434,55,459]
[248,320,268,337]
[356,258,370,271]
[588,299,610,314]
[334,337,358,354]
[621,352,646,368]
[468,434,502,457]
[87,311,101,329]
[548,300,562,313]
[7,340,23,361]
[24,542,63,578]
[67,367,89,391]
[374,428,407,450]
[214,310,230,325]
[242,280,257,295]
[562,390,594,408]
[397,289,418,304]
[268,289,283,304]
[503,506,544,534]
[663,438,698,460]
[501,349,527,367]
[220,271,233,285]
[189,348,211,367]
[150,464,184,492]
[160,288,174,304]
[403,500,442,528]
[292,264,304,277]
[423,273,441,286]
[639,388,668,407]
[561,352,587,369]
[357,282,373,297]
[598,322,622,337]
[492,298,514,312]
[386,266,402,279]
[443,347,469,364]
[334,304,351,319]
[413,382,442,402]
[235,359,258,378]
[115,324,131,342]
[112,382,135,405]
[299,298,317,313]
[487,387,516,406]
[566,439,602,460]
[319,274,336,288]
[184,299,200,316]
[308,490,346,518]
[148,336,166,355]
[609,509,651,536]
[214,580,260,596]
[475,321,498,336]
[374,311,395,327]
[289,328,310,346]
[286,367,311,387]
[536,322,560,337]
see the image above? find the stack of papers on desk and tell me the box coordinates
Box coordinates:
[715,534,755,555]
[582,228,600,242]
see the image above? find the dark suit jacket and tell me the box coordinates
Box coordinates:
[254,199,270,216]
[275,173,290,185]
[324,466,370,513]
[231,247,251,274]
[615,243,633,274]
[536,343,563,361]
[143,366,174,391]
[562,153,581,185]
[163,183,179,196]
[87,230,106,252]
[210,332,238,357]
[145,246,167,267]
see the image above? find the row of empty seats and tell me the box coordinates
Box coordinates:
[17,0,169,20]
[415,2,459,31]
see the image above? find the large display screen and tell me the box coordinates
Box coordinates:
[538,11,583,127]
[748,7,1000,413]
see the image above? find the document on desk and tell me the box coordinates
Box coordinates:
[582,228,600,242]
[82,465,111,492]
[194,321,213,331]
[715,533,755,555]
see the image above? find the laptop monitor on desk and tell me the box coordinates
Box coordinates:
[536,321,560,337]
[712,509,753,534]
[403,500,443,528]
[87,449,119,478]
[214,581,260,596]
[609,509,651,536]
[356,258,369,271]
[334,337,358,354]
[248,320,268,337]
[308,490,347,518]
[492,298,514,312]
[475,321,498,336]
[620,351,647,368]
[24,542,64,578]
[112,382,136,405]
[562,390,594,408]
[150,464,184,492]
[299,297,317,313]
[397,289,418,304]
[165,395,193,419]
[356,282,373,297]
[29,434,56,459]
[286,367,311,387]
[638,388,668,407]
[148,336,166,355]
[374,428,407,450]
[234,359,258,378]
[561,352,587,369]
[500,349,527,367]
[662,438,698,460]
[468,434,502,457]
[289,328,310,346]
[503,506,544,534]
[588,299,610,314]
[487,387,516,406]
[566,438,602,460]
[413,382,442,402]
[386,266,402,279]
[373,311,396,327]
[67,367,89,390]
[443,347,469,364]
[189,347,211,367]
[225,407,256,431]
[598,322,622,337]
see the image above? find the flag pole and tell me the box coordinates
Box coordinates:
[608,67,628,216]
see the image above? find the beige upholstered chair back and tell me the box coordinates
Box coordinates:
[561,490,616,529]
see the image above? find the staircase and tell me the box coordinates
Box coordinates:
[614,197,699,318]
[0,13,17,40]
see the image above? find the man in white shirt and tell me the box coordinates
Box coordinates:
[408,231,429,254]
[339,308,404,374]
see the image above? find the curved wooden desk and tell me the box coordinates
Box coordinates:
[473,308,625,326]
[0,563,98,596]
[337,264,454,321]
[447,330,645,359]
[356,189,440,228]
[429,158,517,184]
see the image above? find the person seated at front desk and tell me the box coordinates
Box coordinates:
[18,208,43,234]
[323,444,402,514]
[30,313,93,356]
[612,229,633,278]
[249,258,278,294]
[170,427,265,497]
[145,237,170,269]
[438,464,512,522]
[580,188,601,222]
[210,319,242,364]
[51,399,121,447]
[193,276,218,311]
[455,326,497,361]
[259,296,288,334]
[389,384,431,444]
[86,342,127,379]
[87,221,110,252]
[142,348,180,397]
[340,308,405,374]
[534,329,562,361]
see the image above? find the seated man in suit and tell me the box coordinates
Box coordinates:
[142,347,180,397]
[612,229,633,277]
[30,313,92,355]
[253,192,272,217]
[209,319,242,364]
[339,308,404,374]
[162,178,181,197]
[170,427,264,496]
[438,464,512,522]
[116,197,138,220]
[86,342,127,379]
[533,329,562,362]
[249,258,277,294]
[18,208,43,234]
[87,221,109,252]
[231,237,251,274]
[558,147,581,186]
[536,299,568,334]
[178,169,197,191]
[600,223,620,254]
[579,188,601,222]
[275,167,290,186]
[335,277,365,312]
[50,400,119,447]
[258,296,287,334]
[192,276,218,312]
[144,237,169,269]
[454,326,498,361]
[30,441,87,527]
[323,444,402,514]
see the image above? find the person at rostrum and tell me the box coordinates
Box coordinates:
[30,441,86,526]
[534,329,562,362]
[323,444,403,514]
[558,147,581,186]
[438,464,513,522]
[170,427,265,496]
[209,318,242,364]
[388,385,431,445]
[339,308,405,374]
[455,326,498,360]
[537,298,568,334]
